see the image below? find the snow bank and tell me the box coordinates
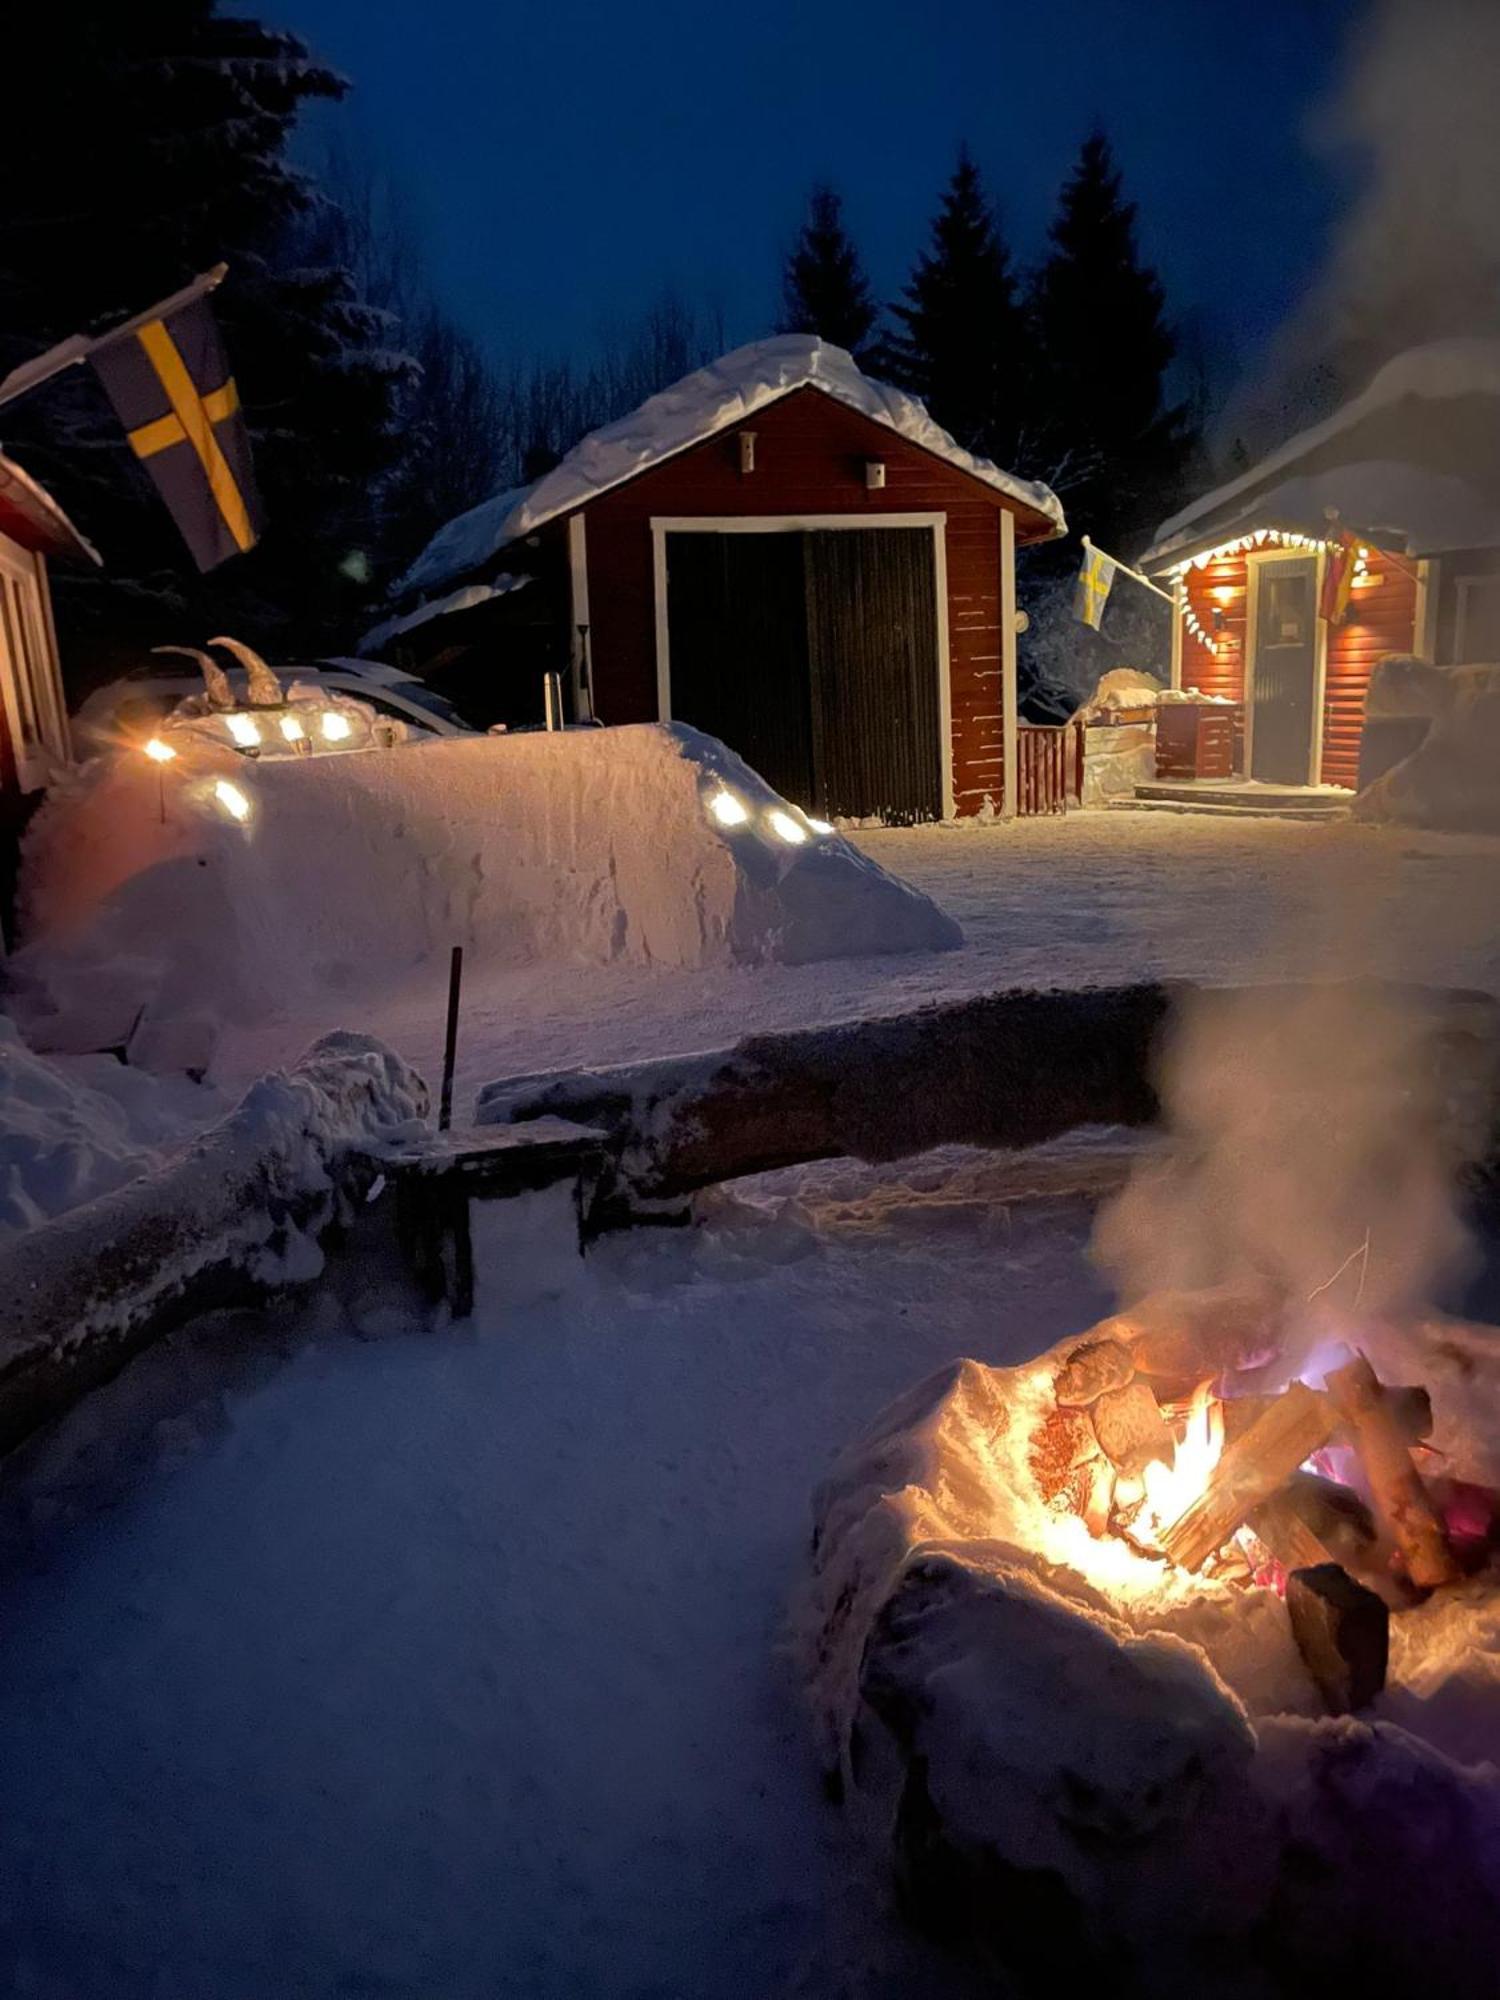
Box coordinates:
[799,1338,1500,1987]
[0,1016,220,1233]
[0,1030,427,1452]
[14,724,961,1069]
[1355,663,1500,833]
[396,335,1065,596]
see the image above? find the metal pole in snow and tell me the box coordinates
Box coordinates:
[438,945,463,1132]
[542,671,563,731]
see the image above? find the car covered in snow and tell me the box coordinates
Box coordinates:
[75,649,475,758]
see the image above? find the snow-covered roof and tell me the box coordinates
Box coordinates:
[359,575,532,654]
[0,446,100,565]
[396,336,1066,598]
[1143,338,1500,569]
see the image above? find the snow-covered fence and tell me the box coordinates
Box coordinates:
[0,1031,428,1454]
[477,982,1500,1225]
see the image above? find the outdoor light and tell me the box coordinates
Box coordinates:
[142,736,177,764]
[321,709,353,743]
[805,816,835,836]
[707,787,749,827]
[214,778,252,822]
[767,808,808,845]
[224,713,261,748]
[279,713,305,743]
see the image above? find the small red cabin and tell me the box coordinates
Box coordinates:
[1141,340,1500,791]
[377,338,1065,821]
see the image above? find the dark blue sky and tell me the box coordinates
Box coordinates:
[289,0,1361,397]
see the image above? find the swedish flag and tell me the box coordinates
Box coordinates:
[1074,541,1116,630]
[89,283,262,572]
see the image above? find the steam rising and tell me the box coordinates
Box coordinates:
[1094,978,1490,1322]
[1266,0,1500,420]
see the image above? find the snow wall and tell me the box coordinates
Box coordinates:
[14,724,960,1066]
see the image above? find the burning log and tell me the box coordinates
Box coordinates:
[1247,1493,1335,1574]
[1325,1356,1461,1589]
[1091,1381,1176,1480]
[1054,1339,1134,1408]
[1161,1383,1337,1573]
[1285,1563,1389,1714]
[1222,1385,1432,1451]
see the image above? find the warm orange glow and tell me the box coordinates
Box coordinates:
[1138,1382,1225,1551]
[1210,585,1236,606]
[142,736,177,764]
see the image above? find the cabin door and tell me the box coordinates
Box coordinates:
[1249,554,1320,783]
[663,527,942,822]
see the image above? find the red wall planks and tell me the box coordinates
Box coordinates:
[570,386,1053,815]
[1181,547,1417,787]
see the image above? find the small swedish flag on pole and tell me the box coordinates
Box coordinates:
[0,264,262,573]
[1074,536,1116,630]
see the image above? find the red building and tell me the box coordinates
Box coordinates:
[0,447,94,935]
[1141,340,1500,791]
[376,338,1065,821]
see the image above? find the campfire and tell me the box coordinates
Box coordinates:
[1031,1288,1493,1713]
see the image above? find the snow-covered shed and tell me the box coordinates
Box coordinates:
[0,446,91,936]
[378,337,1065,821]
[1138,341,1500,790]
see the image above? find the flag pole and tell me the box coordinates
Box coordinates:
[1081,534,1175,605]
[0,264,229,413]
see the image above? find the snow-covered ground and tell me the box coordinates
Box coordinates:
[211,812,1500,1107]
[0,1152,1119,1999]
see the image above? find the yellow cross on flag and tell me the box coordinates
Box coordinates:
[1074,542,1116,629]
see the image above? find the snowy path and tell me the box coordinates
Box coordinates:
[0,1160,1113,1998]
[212,814,1500,1112]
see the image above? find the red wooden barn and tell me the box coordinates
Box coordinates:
[1140,340,1500,791]
[376,338,1066,821]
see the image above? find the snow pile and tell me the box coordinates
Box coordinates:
[0,1016,220,1234]
[0,1030,429,1450]
[1355,662,1500,833]
[799,1333,1500,1988]
[13,724,961,1068]
[397,335,1065,595]
[1076,666,1165,720]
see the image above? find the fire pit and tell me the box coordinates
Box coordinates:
[798,1286,1500,1992]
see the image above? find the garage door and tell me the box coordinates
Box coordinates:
[664,527,942,823]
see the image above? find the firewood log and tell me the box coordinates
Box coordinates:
[1222,1385,1431,1450]
[1247,1493,1335,1573]
[1286,1563,1389,1714]
[1325,1356,1461,1589]
[1162,1384,1337,1573]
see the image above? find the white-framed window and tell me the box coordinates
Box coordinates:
[1454,572,1500,663]
[0,534,70,791]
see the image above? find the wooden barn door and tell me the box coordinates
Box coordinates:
[804,529,941,823]
[1249,555,1320,783]
[664,531,816,807]
[664,526,942,822]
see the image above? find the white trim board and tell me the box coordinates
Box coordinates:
[649,513,954,820]
[567,513,592,720]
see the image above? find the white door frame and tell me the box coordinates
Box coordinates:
[1243,546,1327,785]
[649,513,954,820]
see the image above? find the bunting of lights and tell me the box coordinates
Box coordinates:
[1167,527,1375,655]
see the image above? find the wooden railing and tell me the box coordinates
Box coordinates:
[1016,722,1084,816]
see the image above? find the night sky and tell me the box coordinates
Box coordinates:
[289,0,1361,394]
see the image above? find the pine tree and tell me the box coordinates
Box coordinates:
[880,148,1028,461]
[1028,129,1195,553]
[779,186,876,358]
[0,2,410,686]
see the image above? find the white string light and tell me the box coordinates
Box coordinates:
[1168,527,1367,655]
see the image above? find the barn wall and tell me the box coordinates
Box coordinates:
[576,386,1050,815]
[1322,561,1418,788]
[1179,553,1248,703]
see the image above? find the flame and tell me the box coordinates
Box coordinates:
[1138,1381,1225,1551]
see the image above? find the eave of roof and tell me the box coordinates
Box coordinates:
[0,448,100,565]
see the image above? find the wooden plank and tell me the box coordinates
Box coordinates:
[1325,1355,1461,1588]
[1162,1383,1337,1573]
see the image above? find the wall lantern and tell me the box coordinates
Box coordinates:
[865,460,886,491]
